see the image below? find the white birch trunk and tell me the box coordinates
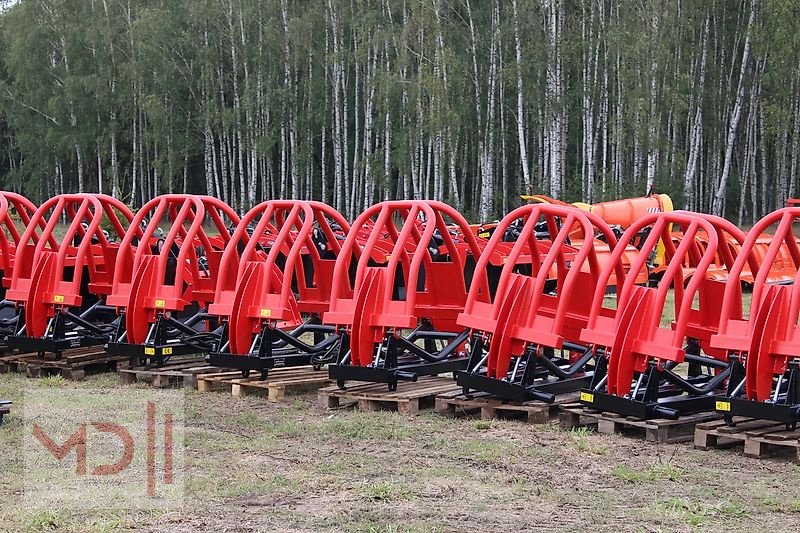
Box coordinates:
[479,0,499,220]
[512,0,531,193]
[684,17,709,211]
[713,3,756,216]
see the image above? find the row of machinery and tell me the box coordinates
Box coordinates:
[0,191,798,428]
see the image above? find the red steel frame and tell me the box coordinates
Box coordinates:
[6,194,133,354]
[207,200,351,377]
[105,194,239,362]
[711,207,800,426]
[325,200,487,389]
[0,192,40,348]
[578,210,756,419]
[0,192,41,288]
[455,204,623,402]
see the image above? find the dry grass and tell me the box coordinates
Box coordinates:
[0,287,783,532]
[1,367,799,533]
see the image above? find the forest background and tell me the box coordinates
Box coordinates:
[0,0,797,224]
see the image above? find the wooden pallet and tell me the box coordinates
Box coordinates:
[318,377,460,415]
[118,356,224,389]
[0,400,10,425]
[695,418,800,461]
[434,390,577,424]
[0,347,101,371]
[197,366,331,401]
[558,402,721,443]
[0,348,131,380]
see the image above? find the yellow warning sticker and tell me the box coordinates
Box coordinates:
[53,295,64,303]
[162,347,173,355]
[155,299,166,308]
[580,392,594,403]
[260,308,272,318]
[478,231,491,238]
[144,347,155,355]
[716,401,731,412]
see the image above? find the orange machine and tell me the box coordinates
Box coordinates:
[519,194,671,284]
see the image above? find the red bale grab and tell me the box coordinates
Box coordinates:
[0,192,40,348]
[6,194,133,355]
[578,211,757,419]
[105,195,239,363]
[456,203,624,402]
[207,200,350,378]
[711,207,800,427]
[325,200,487,390]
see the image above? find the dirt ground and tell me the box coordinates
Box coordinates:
[1,370,800,533]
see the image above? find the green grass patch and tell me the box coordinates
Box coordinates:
[217,474,295,498]
[360,481,413,502]
[24,510,66,532]
[612,462,683,483]
[321,413,414,441]
[452,437,516,463]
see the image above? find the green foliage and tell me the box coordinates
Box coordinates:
[0,0,793,221]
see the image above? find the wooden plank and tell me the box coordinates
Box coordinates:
[694,416,800,462]
[61,351,109,364]
[436,391,578,424]
[318,377,458,414]
[2,348,130,380]
[760,429,800,442]
[0,401,10,425]
[560,405,719,444]
[197,365,333,401]
[716,419,777,434]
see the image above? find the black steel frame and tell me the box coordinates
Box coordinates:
[579,340,731,420]
[328,321,470,391]
[715,356,800,429]
[455,335,597,402]
[7,299,117,357]
[207,314,338,380]
[106,308,219,366]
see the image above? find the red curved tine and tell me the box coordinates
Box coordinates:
[325,200,486,390]
[578,210,752,420]
[0,192,39,287]
[0,192,39,347]
[105,195,239,363]
[710,208,800,426]
[206,201,350,377]
[455,204,623,402]
[5,194,134,354]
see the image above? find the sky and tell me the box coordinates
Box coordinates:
[0,0,18,14]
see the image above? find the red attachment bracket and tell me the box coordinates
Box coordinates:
[209,200,350,355]
[0,192,40,286]
[458,203,623,379]
[580,211,752,397]
[107,195,239,345]
[711,207,800,401]
[6,194,133,338]
[324,200,486,367]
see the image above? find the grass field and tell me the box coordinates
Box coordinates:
[1,365,799,532]
[0,289,783,533]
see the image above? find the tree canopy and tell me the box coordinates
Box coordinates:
[0,0,796,223]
